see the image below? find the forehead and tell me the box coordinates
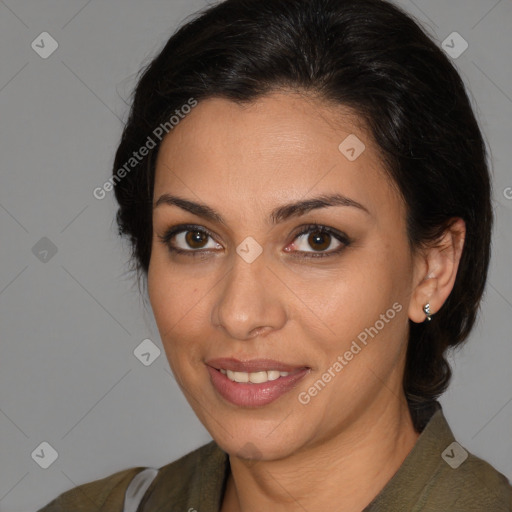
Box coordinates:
[153,92,401,222]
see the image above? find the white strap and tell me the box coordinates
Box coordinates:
[123,467,159,512]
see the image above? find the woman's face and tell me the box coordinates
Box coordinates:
[148,92,421,459]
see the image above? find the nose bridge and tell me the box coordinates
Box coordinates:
[212,250,287,340]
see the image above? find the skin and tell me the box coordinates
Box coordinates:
[147,92,465,512]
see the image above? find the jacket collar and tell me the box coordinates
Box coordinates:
[144,401,449,511]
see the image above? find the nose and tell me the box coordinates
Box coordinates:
[211,254,287,341]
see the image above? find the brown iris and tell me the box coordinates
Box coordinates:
[307,231,331,251]
[185,230,209,249]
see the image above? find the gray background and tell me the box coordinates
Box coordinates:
[0,1,511,510]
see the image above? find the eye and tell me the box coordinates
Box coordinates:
[286,224,351,259]
[158,223,351,259]
[158,224,222,257]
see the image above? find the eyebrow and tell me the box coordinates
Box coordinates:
[153,193,370,225]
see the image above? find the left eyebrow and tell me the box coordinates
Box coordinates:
[153,193,370,225]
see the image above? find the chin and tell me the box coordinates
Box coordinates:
[220,435,300,462]
[204,410,315,461]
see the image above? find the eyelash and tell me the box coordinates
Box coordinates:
[157,223,352,260]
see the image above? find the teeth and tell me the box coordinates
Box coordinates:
[234,371,249,383]
[267,370,281,381]
[249,371,268,383]
[221,369,291,383]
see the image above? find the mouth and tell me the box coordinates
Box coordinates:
[205,357,310,407]
[206,357,307,373]
[219,368,293,383]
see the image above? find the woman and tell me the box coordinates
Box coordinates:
[39,0,512,510]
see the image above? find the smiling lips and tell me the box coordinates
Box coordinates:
[221,368,291,383]
[206,357,310,407]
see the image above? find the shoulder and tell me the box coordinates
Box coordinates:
[428,448,512,511]
[368,405,512,512]
[37,441,221,512]
[414,407,512,511]
[36,466,144,511]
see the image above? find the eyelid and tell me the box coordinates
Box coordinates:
[157,224,220,253]
[158,223,352,258]
[291,223,352,246]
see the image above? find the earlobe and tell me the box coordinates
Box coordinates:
[408,275,438,323]
[422,303,432,322]
[408,218,466,324]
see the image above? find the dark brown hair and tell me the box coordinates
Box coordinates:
[112,0,493,429]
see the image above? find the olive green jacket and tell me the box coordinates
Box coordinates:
[38,405,512,511]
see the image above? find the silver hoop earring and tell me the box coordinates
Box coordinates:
[423,303,432,322]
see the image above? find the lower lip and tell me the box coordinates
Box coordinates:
[207,366,309,407]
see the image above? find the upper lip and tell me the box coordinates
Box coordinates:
[206,357,308,373]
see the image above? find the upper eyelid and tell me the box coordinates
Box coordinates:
[159,223,350,248]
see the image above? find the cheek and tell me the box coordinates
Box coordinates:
[310,243,410,364]
[147,251,211,364]
[298,271,409,404]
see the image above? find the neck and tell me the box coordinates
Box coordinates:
[222,394,419,512]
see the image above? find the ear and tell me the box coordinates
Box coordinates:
[408,218,466,323]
